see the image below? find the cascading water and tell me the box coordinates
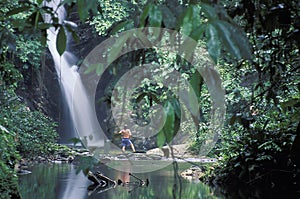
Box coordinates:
[45,0,103,147]
[44,1,104,198]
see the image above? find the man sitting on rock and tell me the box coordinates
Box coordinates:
[117,124,136,153]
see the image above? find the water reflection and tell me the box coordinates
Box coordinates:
[19,163,220,199]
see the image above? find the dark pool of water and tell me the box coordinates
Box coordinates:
[18,163,222,199]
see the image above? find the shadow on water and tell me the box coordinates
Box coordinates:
[19,163,222,199]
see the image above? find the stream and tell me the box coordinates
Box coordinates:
[18,163,223,199]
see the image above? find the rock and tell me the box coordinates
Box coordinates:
[181,166,205,181]
[77,151,91,156]
[134,155,151,160]
[100,157,112,164]
[147,154,163,160]
[146,144,191,158]
[146,148,164,156]
[161,146,170,158]
[17,169,32,175]
[68,156,74,163]
[37,156,46,163]
[116,155,127,160]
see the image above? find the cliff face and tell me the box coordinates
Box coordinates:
[15,54,60,121]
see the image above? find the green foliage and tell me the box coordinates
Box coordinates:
[76,0,100,21]
[90,0,135,35]
[76,156,99,175]
[0,0,299,195]
[138,1,251,62]
[16,36,43,69]
[0,0,100,57]
[19,164,72,199]
[0,125,21,199]
[0,103,58,158]
[0,62,23,88]
[0,63,58,158]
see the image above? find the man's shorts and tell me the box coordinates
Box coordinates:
[122,138,132,147]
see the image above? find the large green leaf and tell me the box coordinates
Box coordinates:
[139,3,151,27]
[77,0,98,22]
[189,71,203,101]
[157,131,166,148]
[161,5,176,29]
[181,6,193,35]
[157,101,175,147]
[56,26,66,56]
[206,23,220,63]
[5,6,31,17]
[189,24,206,41]
[110,20,133,35]
[212,20,252,60]
[77,0,87,21]
[170,98,181,119]
[149,4,162,27]
[83,63,104,75]
[177,5,201,36]
[201,3,217,20]
[179,37,197,60]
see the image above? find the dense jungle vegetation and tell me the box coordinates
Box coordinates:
[0,0,299,198]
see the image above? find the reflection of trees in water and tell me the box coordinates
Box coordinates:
[19,162,219,199]
[18,164,72,199]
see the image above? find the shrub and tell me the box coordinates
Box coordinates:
[0,125,20,199]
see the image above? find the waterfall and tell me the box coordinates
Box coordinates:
[45,0,104,147]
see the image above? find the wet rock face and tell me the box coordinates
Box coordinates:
[67,9,105,60]
[15,54,61,121]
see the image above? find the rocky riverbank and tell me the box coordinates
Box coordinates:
[16,143,217,178]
